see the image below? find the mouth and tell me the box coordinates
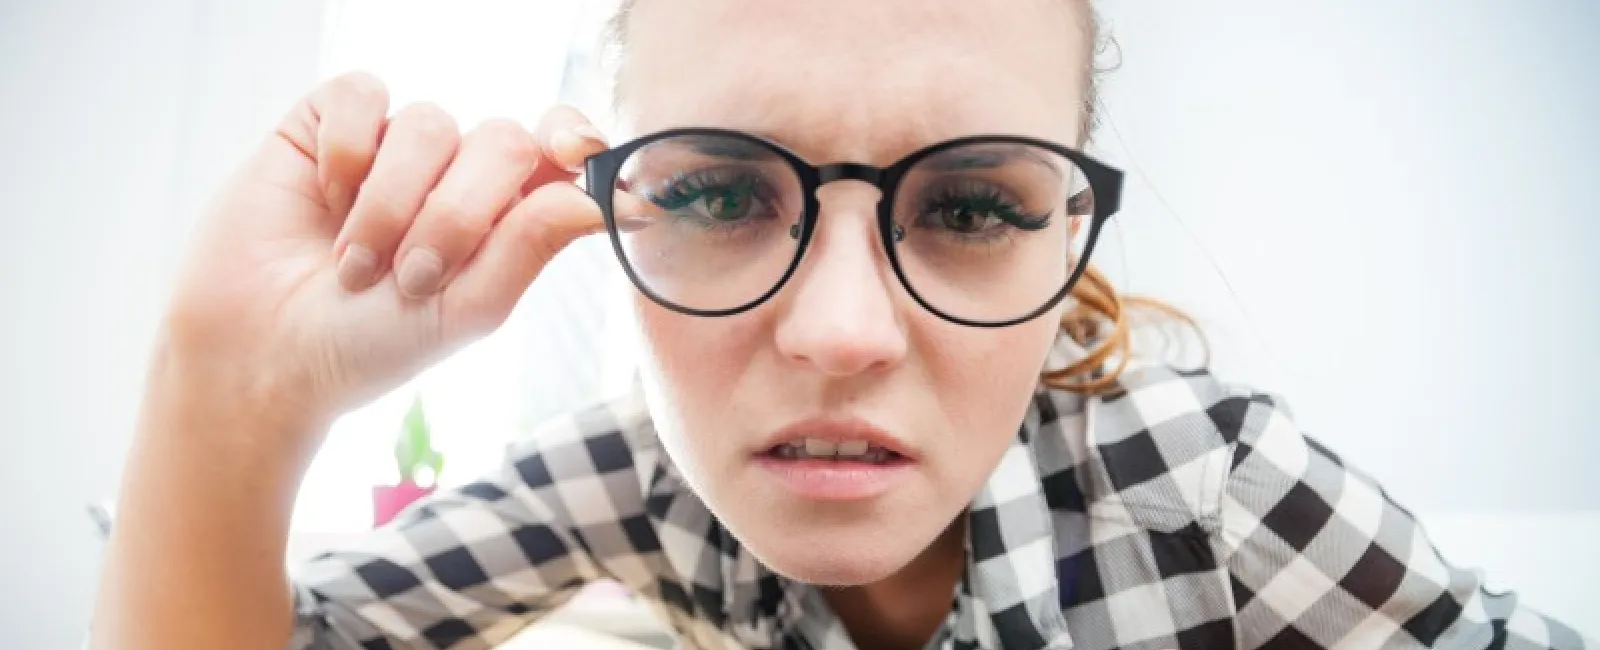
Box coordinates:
[753,418,917,501]
[762,438,911,465]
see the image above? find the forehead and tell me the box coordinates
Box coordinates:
[617,0,1088,165]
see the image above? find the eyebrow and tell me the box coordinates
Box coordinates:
[660,132,1066,180]
[674,135,776,161]
[921,144,1061,174]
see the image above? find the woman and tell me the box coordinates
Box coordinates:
[91,0,1590,649]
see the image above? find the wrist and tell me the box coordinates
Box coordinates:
[99,331,317,650]
[140,326,334,469]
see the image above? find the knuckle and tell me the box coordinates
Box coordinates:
[327,70,389,106]
[536,103,584,134]
[355,190,416,234]
[515,206,563,263]
[393,102,459,144]
[423,191,481,235]
[472,118,540,163]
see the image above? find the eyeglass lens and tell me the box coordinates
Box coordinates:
[609,133,1095,323]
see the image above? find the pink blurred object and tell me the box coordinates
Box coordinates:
[372,480,435,527]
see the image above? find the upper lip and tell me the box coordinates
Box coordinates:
[756,416,918,460]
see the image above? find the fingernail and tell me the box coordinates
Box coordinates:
[551,125,607,173]
[613,213,655,233]
[570,123,606,143]
[397,247,444,298]
[337,243,378,290]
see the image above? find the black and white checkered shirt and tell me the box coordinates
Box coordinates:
[289,363,1592,650]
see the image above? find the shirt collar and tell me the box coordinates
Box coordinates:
[955,405,1075,650]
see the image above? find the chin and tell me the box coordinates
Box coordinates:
[709,493,949,587]
[738,520,922,587]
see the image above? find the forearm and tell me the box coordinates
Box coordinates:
[91,342,329,650]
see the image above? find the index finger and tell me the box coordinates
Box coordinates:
[522,105,610,195]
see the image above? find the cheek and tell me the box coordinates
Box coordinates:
[633,295,769,475]
[928,310,1060,382]
[635,295,766,400]
[915,306,1063,435]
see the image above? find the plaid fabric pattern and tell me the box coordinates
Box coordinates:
[290,363,1592,650]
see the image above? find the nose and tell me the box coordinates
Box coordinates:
[773,183,909,377]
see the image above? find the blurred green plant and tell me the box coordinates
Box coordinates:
[395,394,444,486]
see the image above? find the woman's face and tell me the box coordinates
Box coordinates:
[619,0,1088,586]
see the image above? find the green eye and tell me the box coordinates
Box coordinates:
[650,173,764,225]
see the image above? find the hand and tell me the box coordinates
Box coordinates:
[158,71,609,429]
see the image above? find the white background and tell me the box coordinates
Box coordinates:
[1,1,1595,648]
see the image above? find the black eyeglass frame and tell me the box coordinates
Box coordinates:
[583,127,1124,328]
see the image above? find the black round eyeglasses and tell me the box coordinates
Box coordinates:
[583,128,1123,328]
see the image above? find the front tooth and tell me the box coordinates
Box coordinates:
[804,438,837,457]
[836,440,869,456]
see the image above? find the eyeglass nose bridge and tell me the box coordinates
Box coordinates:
[803,162,897,242]
[811,161,892,216]
[815,162,887,188]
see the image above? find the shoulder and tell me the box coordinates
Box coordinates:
[1029,362,1297,534]
[511,390,657,476]
[502,390,664,525]
[494,390,689,590]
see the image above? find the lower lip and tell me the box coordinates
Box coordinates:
[753,456,915,501]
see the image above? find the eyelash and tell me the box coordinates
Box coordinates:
[914,182,1053,243]
[642,170,1057,245]
[647,169,777,230]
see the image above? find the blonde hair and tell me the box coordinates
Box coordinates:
[602,0,1202,395]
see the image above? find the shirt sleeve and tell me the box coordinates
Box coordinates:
[1216,390,1594,650]
[287,412,644,650]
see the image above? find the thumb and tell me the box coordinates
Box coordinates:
[439,181,607,339]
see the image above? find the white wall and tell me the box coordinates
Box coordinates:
[0,1,324,648]
[1092,0,1599,629]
